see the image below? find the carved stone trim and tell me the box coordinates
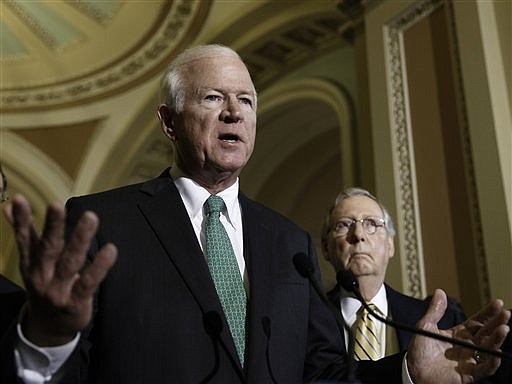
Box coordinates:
[384,0,489,300]
[384,0,443,298]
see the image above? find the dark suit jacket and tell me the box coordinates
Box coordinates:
[481,313,512,384]
[327,283,466,352]
[1,171,403,383]
[0,275,25,338]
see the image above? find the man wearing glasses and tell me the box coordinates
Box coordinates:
[321,187,466,359]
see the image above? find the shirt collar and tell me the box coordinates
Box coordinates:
[340,283,388,320]
[170,166,240,225]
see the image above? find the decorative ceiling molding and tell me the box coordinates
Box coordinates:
[209,2,350,90]
[1,0,211,111]
[239,13,349,89]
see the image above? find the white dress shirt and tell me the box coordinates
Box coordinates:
[336,283,413,384]
[171,167,247,286]
[339,283,388,357]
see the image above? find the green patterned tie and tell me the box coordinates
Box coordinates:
[204,195,246,366]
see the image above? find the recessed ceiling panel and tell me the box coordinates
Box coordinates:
[0,0,211,110]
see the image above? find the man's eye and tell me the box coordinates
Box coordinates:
[239,97,252,106]
[337,221,351,229]
[205,95,222,102]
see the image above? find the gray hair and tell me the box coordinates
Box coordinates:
[321,187,396,242]
[160,44,257,113]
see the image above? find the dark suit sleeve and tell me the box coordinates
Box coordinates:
[301,240,349,382]
[445,296,467,325]
[0,322,22,384]
[0,275,26,384]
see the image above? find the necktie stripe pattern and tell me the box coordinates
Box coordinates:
[353,304,381,361]
[204,195,247,366]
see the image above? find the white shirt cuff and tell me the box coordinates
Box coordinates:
[15,323,79,383]
[402,352,414,384]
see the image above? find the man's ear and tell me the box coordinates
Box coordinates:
[157,104,175,140]
[321,237,330,261]
[387,235,395,259]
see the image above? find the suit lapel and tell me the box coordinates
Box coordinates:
[137,177,242,369]
[386,284,423,350]
[239,195,276,377]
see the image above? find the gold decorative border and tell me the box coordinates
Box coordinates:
[384,0,489,300]
[384,0,443,298]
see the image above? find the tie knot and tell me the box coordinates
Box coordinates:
[205,195,225,215]
[359,303,378,316]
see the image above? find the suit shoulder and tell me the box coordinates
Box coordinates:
[386,284,424,306]
[67,174,172,208]
[239,194,306,233]
[69,182,144,203]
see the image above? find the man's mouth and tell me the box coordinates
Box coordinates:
[350,252,369,259]
[219,133,240,142]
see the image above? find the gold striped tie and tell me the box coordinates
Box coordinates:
[353,304,381,361]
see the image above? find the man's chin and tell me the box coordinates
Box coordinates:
[211,155,250,173]
[348,263,372,277]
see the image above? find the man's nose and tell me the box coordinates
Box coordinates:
[220,96,243,123]
[347,221,365,243]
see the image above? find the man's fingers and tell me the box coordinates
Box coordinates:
[6,195,40,272]
[463,301,508,344]
[74,243,117,299]
[417,288,448,330]
[467,299,504,326]
[474,306,510,343]
[37,202,67,269]
[55,211,99,279]
[470,324,508,380]
[486,323,510,351]
[467,309,510,381]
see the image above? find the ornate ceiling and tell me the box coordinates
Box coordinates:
[1,0,210,110]
[0,0,355,282]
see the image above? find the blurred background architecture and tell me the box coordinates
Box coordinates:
[1,0,510,314]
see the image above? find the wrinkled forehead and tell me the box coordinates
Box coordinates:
[334,195,383,218]
[183,56,254,87]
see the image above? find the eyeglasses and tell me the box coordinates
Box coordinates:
[331,217,386,237]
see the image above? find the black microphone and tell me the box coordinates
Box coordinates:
[200,311,223,384]
[262,316,278,384]
[337,269,512,361]
[293,253,360,383]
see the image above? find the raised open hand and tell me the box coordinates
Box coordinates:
[408,289,510,384]
[3,194,117,346]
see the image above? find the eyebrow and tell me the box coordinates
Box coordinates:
[337,215,383,219]
[196,86,255,97]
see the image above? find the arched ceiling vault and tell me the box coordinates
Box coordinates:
[1,0,211,110]
[0,0,357,282]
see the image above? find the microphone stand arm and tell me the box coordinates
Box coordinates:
[356,291,512,360]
